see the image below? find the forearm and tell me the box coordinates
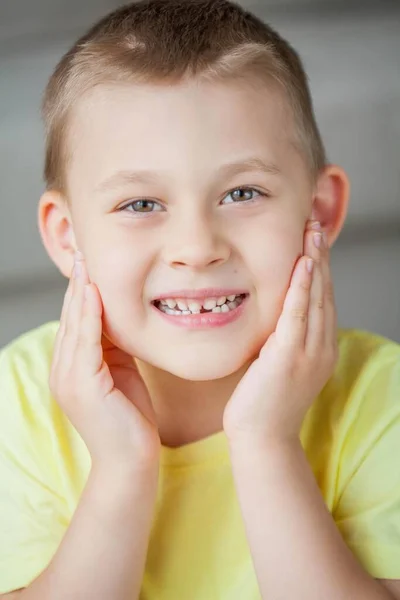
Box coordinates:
[228,438,393,600]
[21,462,159,600]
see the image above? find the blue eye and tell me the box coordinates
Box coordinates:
[119,186,268,215]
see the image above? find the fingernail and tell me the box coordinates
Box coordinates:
[73,261,82,278]
[307,258,314,273]
[73,250,84,278]
[313,232,322,248]
[310,220,321,230]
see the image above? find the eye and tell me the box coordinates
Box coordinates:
[118,186,269,216]
[119,199,163,214]
[222,186,268,205]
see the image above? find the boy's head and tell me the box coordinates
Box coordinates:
[38,0,349,381]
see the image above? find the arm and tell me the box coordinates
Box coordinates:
[222,223,400,598]
[0,252,161,599]
[228,438,395,600]
[13,462,158,600]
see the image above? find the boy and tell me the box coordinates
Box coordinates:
[0,0,399,598]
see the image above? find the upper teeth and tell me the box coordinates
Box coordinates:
[158,294,241,312]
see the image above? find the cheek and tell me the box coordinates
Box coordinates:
[85,241,144,308]
[248,227,302,329]
[246,226,300,282]
[86,245,147,351]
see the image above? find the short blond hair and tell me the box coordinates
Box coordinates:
[42,0,327,193]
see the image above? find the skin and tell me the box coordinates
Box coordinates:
[38,77,349,448]
[32,77,400,599]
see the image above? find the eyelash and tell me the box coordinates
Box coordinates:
[118,186,270,216]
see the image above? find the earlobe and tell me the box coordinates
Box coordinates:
[310,164,350,247]
[37,190,77,278]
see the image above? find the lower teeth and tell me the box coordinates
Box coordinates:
[157,295,245,316]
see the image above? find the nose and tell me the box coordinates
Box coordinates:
[162,211,231,270]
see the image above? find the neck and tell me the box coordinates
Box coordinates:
[134,357,252,448]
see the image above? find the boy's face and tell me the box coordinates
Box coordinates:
[60,79,316,380]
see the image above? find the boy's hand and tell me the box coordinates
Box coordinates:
[49,252,161,472]
[223,220,338,446]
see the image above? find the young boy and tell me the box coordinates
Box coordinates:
[0,0,399,598]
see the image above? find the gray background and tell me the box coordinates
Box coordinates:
[0,0,399,348]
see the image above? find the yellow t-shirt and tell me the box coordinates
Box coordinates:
[0,321,400,597]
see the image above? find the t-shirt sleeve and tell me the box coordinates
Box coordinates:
[0,340,70,594]
[332,343,400,579]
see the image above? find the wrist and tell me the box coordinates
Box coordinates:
[90,457,160,490]
[86,460,159,520]
[228,433,302,463]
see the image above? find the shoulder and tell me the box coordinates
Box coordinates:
[0,319,90,497]
[316,327,400,446]
[325,329,400,504]
[0,321,62,454]
[336,327,400,375]
[316,331,400,579]
[302,328,399,498]
[333,327,399,416]
[0,323,75,596]
[322,327,400,415]
[0,320,60,368]
[306,328,399,430]
[0,321,59,397]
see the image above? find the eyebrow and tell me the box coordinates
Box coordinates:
[94,157,281,194]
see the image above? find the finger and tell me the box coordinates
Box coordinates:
[52,272,73,371]
[275,255,314,350]
[305,226,337,346]
[59,252,90,373]
[305,232,325,356]
[319,232,338,349]
[78,282,104,377]
[308,219,323,232]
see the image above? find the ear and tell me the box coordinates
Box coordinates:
[310,164,350,247]
[37,190,77,278]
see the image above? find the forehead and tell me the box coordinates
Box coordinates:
[66,79,299,194]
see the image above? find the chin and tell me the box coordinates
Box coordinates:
[147,348,252,381]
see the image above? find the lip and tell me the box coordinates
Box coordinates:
[151,288,249,301]
[151,293,249,329]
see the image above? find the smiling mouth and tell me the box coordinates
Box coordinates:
[152,293,248,315]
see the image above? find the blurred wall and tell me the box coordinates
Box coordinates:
[0,0,399,348]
